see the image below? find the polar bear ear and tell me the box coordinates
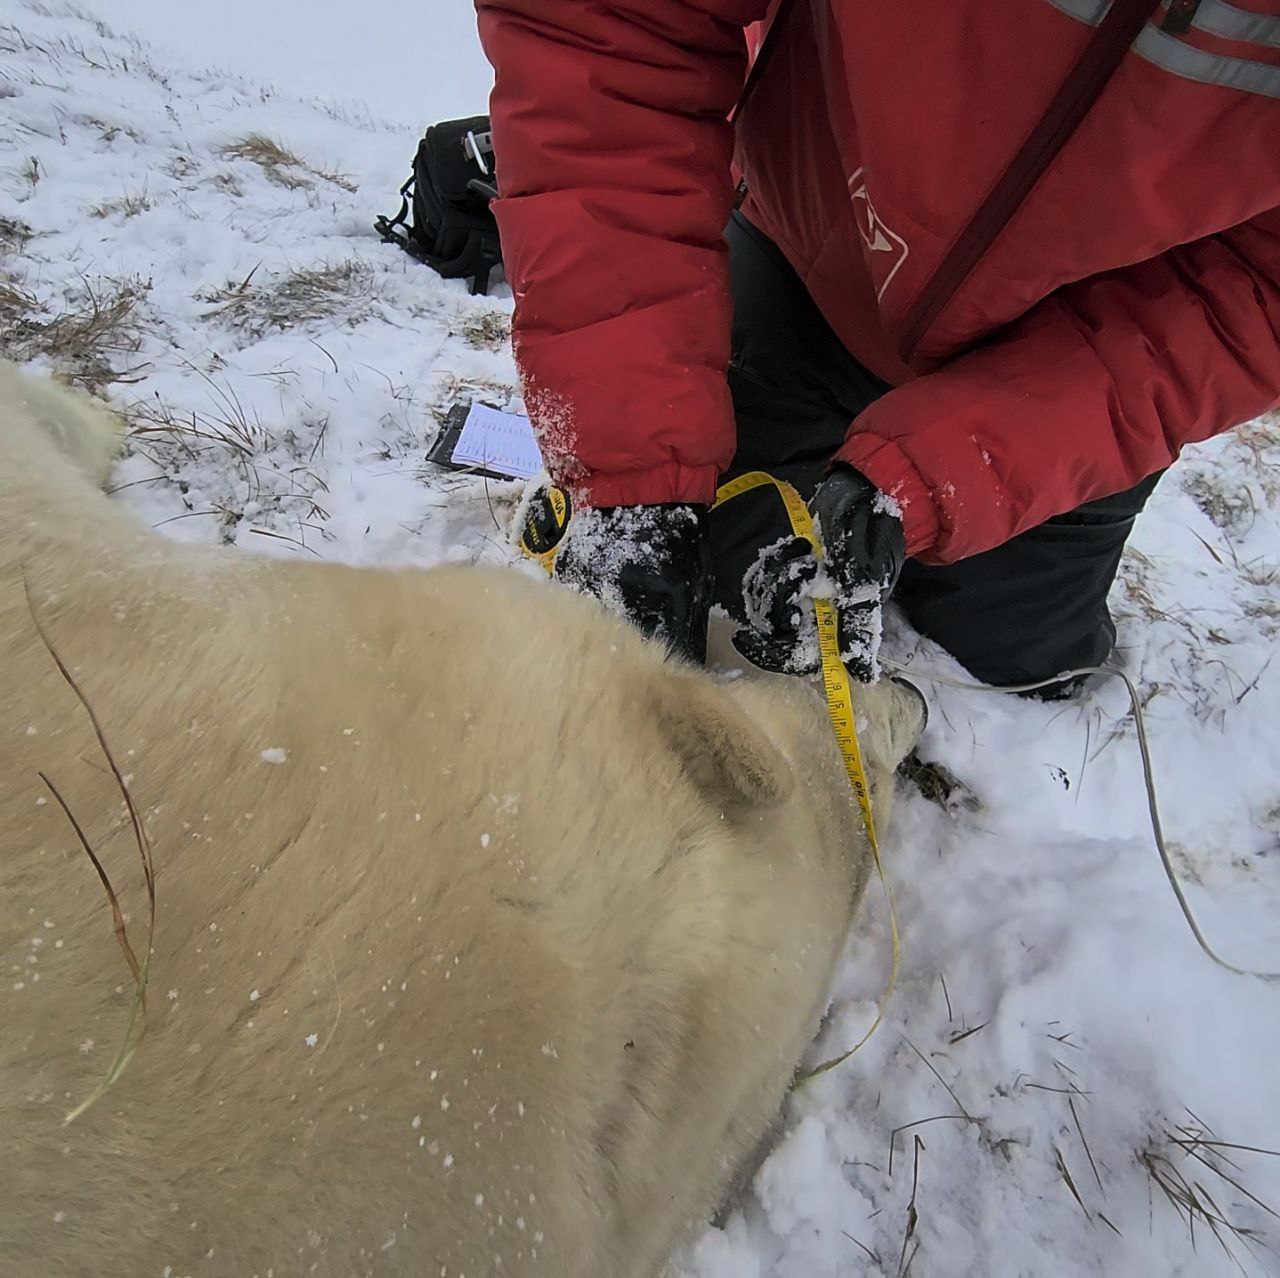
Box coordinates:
[653,673,794,809]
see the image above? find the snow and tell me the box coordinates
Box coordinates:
[89,0,492,127]
[873,487,903,520]
[556,502,702,623]
[3,3,1279,1274]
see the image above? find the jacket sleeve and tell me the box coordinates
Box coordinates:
[840,207,1280,564]
[475,0,770,508]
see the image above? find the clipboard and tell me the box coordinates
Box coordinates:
[427,402,542,481]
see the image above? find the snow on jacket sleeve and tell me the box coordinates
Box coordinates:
[475,0,770,508]
[841,208,1280,565]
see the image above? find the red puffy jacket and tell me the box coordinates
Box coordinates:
[476,0,1280,563]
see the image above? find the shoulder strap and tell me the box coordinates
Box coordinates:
[732,0,800,125]
[731,0,801,207]
[897,0,1164,361]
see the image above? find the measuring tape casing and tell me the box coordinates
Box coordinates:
[519,485,572,569]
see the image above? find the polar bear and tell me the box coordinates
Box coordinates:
[0,360,923,1278]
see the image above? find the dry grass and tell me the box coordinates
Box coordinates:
[210,171,244,198]
[199,260,374,339]
[73,114,143,146]
[21,2,117,40]
[219,133,357,193]
[1117,551,1201,639]
[1184,470,1257,534]
[432,372,520,423]
[128,380,264,461]
[1233,414,1280,485]
[1183,414,1280,532]
[312,163,358,194]
[459,311,511,352]
[23,577,156,1124]
[125,370,334,551]
[0,277,37,328]
[995,1039,1280,1272]
[0,274,149,392]
[1105,408,1280,736]
[0,215,32,256]
[89,187,151,219]
[5,12,173,86]
[221,134,311,189]
[1141,1115,1279,1275]
[162,154,198,180]
[868,1014,1280,1275]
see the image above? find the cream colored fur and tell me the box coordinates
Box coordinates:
[0,360,922,1278]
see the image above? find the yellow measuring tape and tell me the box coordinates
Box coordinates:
[713,472,898,1080]
[519,471,900,1074]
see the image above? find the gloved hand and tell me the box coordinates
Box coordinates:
[733,467,905,681]
[553,503,713,664]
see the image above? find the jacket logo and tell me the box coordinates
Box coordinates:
[849,170,909,302]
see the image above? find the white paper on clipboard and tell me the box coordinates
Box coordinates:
[449,403,542,479]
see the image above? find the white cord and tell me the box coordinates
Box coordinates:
[882,659,1280,984]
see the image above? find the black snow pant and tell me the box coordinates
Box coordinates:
[709,213,1164,689]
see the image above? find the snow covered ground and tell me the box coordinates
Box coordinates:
[3,3,1279,1274]
[92,0,492,127]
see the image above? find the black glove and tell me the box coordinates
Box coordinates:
[554,503,713,664]
[733,467,905,681]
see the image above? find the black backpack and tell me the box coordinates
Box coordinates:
[375,116,503,295]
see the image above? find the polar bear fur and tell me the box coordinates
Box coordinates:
[0,359,923,1278]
